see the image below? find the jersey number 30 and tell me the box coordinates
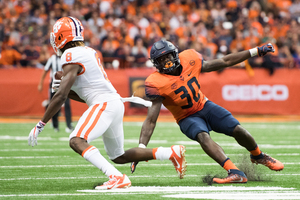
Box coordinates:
[174,77,200,109]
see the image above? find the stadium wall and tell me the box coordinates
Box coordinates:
[0,68,299,117]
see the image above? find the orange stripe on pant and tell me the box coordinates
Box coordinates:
[83,102,107,140]
[76,103,107,140]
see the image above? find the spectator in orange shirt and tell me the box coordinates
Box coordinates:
[0,42,21,68]
[210,1,227,23]
[145,20,163,42]
[230,30,246,52]
[101,30,120,57]
[169,0,190,14]
[131,37,148,67]
[243,27,260,50]
[198,2,210,22]
[206,32,218,58]
[113,39,135,69]
[20,43,40,68]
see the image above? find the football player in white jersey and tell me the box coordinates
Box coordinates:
[28,17,187,190]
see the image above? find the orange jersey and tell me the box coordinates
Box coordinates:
[145,49,207,123]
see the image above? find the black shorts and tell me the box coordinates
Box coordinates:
[178,100,240,140]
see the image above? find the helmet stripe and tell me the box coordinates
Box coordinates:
[68,16,80,37]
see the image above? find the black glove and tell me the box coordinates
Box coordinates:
[257,43,275,57]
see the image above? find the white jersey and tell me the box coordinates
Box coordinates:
[60,46,121,106]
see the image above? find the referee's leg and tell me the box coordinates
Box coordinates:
[64,98,73,130]
[50,91,60,132]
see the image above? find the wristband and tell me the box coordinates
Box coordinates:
[138,143,146,148]
[249,48,258,57]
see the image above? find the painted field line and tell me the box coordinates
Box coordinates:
[1,153,298,159]
[0,156,69,159]
[2,143,300,152]
[186,153,300,157]
[0,175,197,181]
[78,186,295,193]
[242,124,300,130]
[1,186,299,199]
[142,123,300,129]
[0,148,71,152]
[163,192,300,199]
[0,136,52,140]
[184,145,300,149]
[0,194,95,197]
[78,186,300,199]
[1,162,300,169]
[2,174,300,181]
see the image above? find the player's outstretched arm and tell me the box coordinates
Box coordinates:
[201,43,275,73]
[38,70,48,92]
[139,98,163,146]
[131,98,163,173]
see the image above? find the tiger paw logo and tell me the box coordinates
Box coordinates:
[53,21,63,33]
[189,60,195,66]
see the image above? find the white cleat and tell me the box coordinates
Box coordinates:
[169,145,187,179]
[95,174,131,190]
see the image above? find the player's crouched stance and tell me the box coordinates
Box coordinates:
[28,16,186,190]
[138,39,284,185]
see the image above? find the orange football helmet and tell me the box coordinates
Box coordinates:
[50,16,84,56]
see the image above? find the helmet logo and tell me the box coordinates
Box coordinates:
[53,21,63,33]
[161,51,166,54]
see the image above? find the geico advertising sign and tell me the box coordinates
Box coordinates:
[222,85,289,101]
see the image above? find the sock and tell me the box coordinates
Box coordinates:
[152,147,172,161]
[82,145,122,178]
[221,158,239,171]
[250,145,262,156]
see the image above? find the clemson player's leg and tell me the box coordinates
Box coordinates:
[106,101,186,179]
[69,102,128,189]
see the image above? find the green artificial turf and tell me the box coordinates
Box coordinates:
[0,121,299,199]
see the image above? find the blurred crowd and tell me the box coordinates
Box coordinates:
[0,0,300,74]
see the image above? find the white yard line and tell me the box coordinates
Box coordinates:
[0,153,298,159]
[1,162,300,169]
[163,192,300,199]
[0,156,69,159]
[1,186,299,199]
[1,174,300,181]
[1,143,300,151]
[123,122,300,130]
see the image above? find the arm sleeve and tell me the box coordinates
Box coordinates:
[44,55,54,71]
[145,81,163,100]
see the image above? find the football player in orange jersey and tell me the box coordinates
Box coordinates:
[132,40,284,184]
